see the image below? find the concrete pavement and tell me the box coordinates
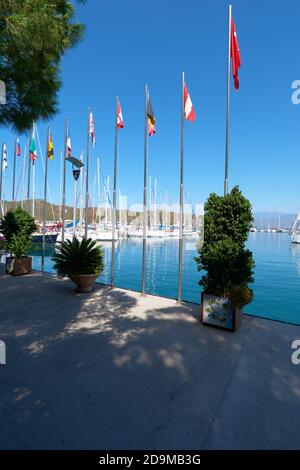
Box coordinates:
[0,267,300,449]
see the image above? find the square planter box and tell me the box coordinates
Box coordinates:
[6,256,32,276]
[200,292,241,332]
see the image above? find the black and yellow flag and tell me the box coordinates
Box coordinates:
[147,94,156,136]
[48,133,54,160]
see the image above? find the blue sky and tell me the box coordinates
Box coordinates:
[1,0,300,213]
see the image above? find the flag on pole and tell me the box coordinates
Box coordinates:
[16,138,21,157]
[184,83,196,122]
[29,134,37,162]
[231,18,241,90]
[89,110,96,147]
[147,93,156,136]
[67,137,71,157]
[117,100,124,129]
[2,144,8,171]
[48,133,54,160]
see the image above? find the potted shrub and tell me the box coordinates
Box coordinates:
[52,237,104,293]
[6,231,33,275]
[0,207,36,275]
[195,186,255,332]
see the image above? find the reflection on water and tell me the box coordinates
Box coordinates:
[31,233,300,325]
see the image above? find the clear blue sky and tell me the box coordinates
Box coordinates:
[1,0,300,213]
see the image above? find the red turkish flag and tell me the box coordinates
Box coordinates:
[231,18,241,90]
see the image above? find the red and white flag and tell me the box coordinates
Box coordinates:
[89,110,96,147]
[184,83,196,122]
[117,100,124,129]
[231,18,241,90]
[67,137,71,157]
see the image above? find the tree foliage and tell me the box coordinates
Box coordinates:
[0,205,36,243]
[0,0,85,132]
[195,186,255,305]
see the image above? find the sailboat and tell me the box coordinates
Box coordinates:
[291,212,300,244]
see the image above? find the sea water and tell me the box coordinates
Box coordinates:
[31,232,300,326]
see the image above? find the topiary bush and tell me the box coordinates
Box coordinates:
[0,206,36,244]
[195,186,255,307]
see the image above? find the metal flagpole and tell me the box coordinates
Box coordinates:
[21,145,26,208]
[80,151,84,230]
[73,173,78,237]
[12,137,17,208]
[59,150,63,222]
[32,124,36,219]
[224,4,232,196]
[85,108,91,239]
[27,128,33,213]
[62,118,68,242]
[97,156,101,228]
[0,143,4,218]
[177,71,185,304]
[141,85,148,295]
[111,97,119,288]
[42,127,50,272]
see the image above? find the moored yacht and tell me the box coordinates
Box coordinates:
[291,212,300,244]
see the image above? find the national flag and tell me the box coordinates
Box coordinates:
[231,18,241,90]
[16,138,21,157]
[48,133,54,160]
[67,137,71,157]
[2,144,8,171]
[89,110,96,147]
[29,134,37,162]
[117,100,124,129]
[147,93,156,136]
[184,83,196,122]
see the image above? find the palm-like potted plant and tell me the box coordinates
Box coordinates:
[53,237,104,293]
[0,207,36,275]
[195,186,255,332]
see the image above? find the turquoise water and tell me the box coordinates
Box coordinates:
[31,233,300,325]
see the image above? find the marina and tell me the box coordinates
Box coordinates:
[28,231,300,326]
[1,0,300,457]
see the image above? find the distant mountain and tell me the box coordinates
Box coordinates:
[254,212,297,230]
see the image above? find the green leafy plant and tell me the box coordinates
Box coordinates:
[0,0,86,132]
[53,237,104,277]
[195,186,255,308]
[8,231,31,259]
[0,206,36,244]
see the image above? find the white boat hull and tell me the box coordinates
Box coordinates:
[291,233,300,244]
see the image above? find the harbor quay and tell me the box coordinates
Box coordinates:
[1,266,300,450]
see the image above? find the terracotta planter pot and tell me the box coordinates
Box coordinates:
[200,292,242,332]
[69,274,98,293]
[6,256,32,276]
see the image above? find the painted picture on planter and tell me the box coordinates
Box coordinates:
[202,294,234,331]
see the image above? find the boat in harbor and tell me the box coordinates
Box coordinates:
[32,232,58,244]
[291,212,300,244]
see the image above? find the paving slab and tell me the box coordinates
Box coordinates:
[0,268,299,449]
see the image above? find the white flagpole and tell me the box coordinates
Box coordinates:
[141,85,148,296]
[97,156,101,228]
[177,72,185,304]
[80,151,84,230]
[224,4,232,196]
[62,118,68,242]
[59,150,63,222]
[12,137,17,208]
[21,145,26,208]
[111,97,119,288]
[0,143,4,218]
[32,124,36,219]
[42,127,50,272]
[85,108,91,239]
